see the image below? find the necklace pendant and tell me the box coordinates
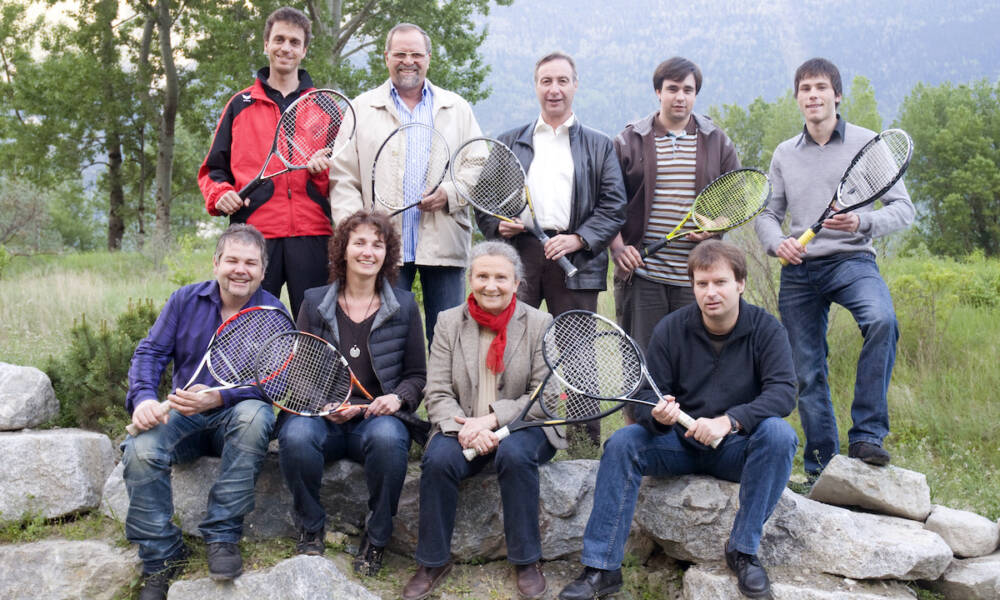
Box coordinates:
[349,344,361,358]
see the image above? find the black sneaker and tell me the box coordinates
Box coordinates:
[848,441,891,466]
[296,527,325,556]
[206,542,243,581]
[557,566,622,600]
[353,535,385,576]
[725,547,771,598]
[138,545,190,600]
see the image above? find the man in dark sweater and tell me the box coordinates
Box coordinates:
[559,240,798,600]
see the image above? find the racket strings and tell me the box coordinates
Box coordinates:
[277,93,349,166]
[692,171,769,230]
[540,379,620,421]
[452,141,526,217]
[543,312,643,400]
[841,132,912,206]
[207,311,294,386]
[256,333,353,414]
[373,124,450,209]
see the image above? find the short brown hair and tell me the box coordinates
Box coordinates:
[327,211,400,290]
[385,23,432,55]
[264,7,311,47]
[794,58,842,106]
[687,239,747,283]
[215,223,268,272]
[534,51,577,81]
[653,57,702,94]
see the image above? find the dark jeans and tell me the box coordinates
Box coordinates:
[580,419,797,569]
[121,400,274,574]
[277,414,410,547]
[415,429,556,567]
[779,252,898,475]
[513,233,599,315]
[398,263,466,346]
[262,235,330,320]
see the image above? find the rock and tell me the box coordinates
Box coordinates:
[634,475,952,580]
[808,455,932,521]
[166,555,379,599]
[682,563,917,599]
[0,539,140,600]
[0,362,58,430]
[925,551,1000,600]
[0,429,114,523]
[924,505,1000,558]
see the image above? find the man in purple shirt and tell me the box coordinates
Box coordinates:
[122,224,285,600]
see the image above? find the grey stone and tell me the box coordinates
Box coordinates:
[808,455,932,521]
[634,475,952,580]
[0,362,58,430]
[0,539,140,600]
[924,505,1000,558]
[166,555,379,600]
[925,551,1000,600]
[682,563,917,599]
[0,429,114,523]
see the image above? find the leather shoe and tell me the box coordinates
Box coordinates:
[402,563,452,600]
[558,566,622,600]
[848,441,891,466]
[515,562,547,599]
[725,547,771,598]
[206,542,243,581]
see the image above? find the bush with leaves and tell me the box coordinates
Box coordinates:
[45,298,169,438]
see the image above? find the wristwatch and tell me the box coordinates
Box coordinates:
[727,415,741,435]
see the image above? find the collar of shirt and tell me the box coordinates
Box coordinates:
[533,113,576,137]
[389,80,434,121]
[798,114,847,147]
[527,114,576,231]
[256,67,313,111]
[652,113,698,139]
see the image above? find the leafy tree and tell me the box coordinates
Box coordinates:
[840,75,882,132]
[708,91,800,170]
[896,80,1000,257]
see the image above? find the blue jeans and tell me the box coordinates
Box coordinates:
[398,263,466,345]
[121,400,275,574]
[277,414,410,547]
[580,419,797,569]
[415,429,556,567]
[779,252,898,475]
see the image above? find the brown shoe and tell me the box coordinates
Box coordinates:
[516,562,547,600]
[401,563,452,600]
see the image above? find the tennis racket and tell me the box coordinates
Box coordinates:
[125,305,295,436]
[641,168,770,259]
[548,310,722,449]
[779,128,913,265]
[451,137,578,277]
[371,123,451,216]
[237,89,356,200]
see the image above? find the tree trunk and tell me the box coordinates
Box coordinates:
[153,0,178,248]
[105,132,125,250]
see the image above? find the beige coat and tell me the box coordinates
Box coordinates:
[424,301,567,450]
[329,79,482,267]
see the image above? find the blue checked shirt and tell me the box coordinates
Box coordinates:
[390,81,434,262]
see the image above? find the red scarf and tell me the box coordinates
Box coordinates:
[466,293,517,374]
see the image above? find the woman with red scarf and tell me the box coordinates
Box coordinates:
[401,241,567,600]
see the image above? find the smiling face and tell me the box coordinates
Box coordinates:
[384,28,430,93]
[344,224,387,282]
[469,254,519,316]
[264,20,308,77]
[534,58,578,128]
[796,74,841,128]
[656,72,697,130]
[213,240,265,305]
[692,261,745,334]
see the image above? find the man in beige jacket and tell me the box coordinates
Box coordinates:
[330,23,482,342]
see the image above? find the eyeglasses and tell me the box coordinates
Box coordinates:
[389,51,427,61]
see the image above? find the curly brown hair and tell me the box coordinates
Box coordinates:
[327,210,401,290]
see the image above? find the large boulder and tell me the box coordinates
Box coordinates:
[925,551,1000,600]
[634,475,952,581]
[682,563,917,599]
[0,429,114,523]
[808,455,932,521]
[166,555,379,600]
[0,362,58,430]
[923,505,1000,558]
[0,539,139,600]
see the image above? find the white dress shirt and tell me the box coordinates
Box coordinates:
[526,114,576,231]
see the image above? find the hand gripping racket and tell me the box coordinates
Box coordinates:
[125,305,295,436]
[371,123,451,216]
[547,310,722,449]
[779,128,913,265]
[641,168,770,259]
[451,137,578,278]
[237,89,356,200]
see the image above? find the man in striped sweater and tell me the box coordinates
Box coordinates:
[611,57,741,353]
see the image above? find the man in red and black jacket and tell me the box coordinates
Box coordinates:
[199,6,331,319]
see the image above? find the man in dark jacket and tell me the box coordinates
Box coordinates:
[610,57,740,351]
[559,240,798,600]
[476,51,626,316]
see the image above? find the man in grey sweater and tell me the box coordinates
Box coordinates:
[754,58,914,479]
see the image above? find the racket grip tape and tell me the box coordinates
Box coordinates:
[641,239,667,259]
[778,228,819,266]
[674,412,721,449]
[462,425,511,461]
[237,178,265,201]
[557,255,578,278]
[125,400,171,436]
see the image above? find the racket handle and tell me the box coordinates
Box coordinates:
[237,178,264,201]
[778,228,819,266]
[125,400,171,436]
[556,255,578,278]
[674,412,721,449]
[641,238,668,259]
[462,425,510,461]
